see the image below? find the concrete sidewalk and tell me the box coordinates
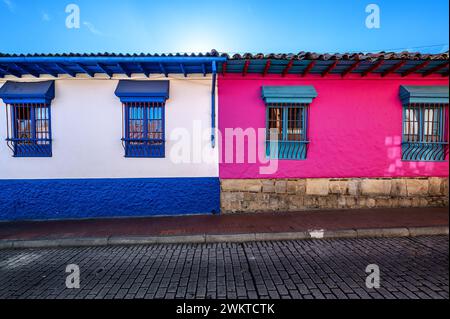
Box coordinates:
[0,207,448,249]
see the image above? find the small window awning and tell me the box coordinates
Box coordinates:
[0,81,55,104]
[115,80,170,103]
[262,86,318,104]
[400,85,449,104]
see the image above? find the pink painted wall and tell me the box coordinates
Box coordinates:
[218,74,449,179]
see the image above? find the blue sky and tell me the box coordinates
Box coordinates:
[0,0,448,54]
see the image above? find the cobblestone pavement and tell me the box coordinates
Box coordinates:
[0,236,448,299]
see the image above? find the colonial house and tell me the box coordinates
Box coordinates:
[0,51,448,221]
[218,52,449,213]
[0,53,224,220]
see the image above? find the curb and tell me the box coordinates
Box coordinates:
[0,226,448,250]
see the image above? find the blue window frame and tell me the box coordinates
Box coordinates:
[122,101,165,158]
[402,103,448,161]
[115,80,169,158]
[8,103,52,157]
[399,86,449,161]
[262,86,317,160]
[0,81,54,157]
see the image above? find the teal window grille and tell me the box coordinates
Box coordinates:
[400,86,449,161]
[402,103,449,161]
[266,103,309,159]
[262,86,317,160]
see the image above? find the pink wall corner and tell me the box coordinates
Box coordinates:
[218,74,449,179]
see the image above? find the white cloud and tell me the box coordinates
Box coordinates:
[83,21,103,36]
[2,0,15,12]
[42,12,50,22]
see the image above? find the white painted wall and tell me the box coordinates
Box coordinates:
[0,76,219,179]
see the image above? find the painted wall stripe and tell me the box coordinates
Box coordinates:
[0,177,220,221]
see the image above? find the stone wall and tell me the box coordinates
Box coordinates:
[221,177,449,213]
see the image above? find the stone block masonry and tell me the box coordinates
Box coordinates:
[221,177,449,213]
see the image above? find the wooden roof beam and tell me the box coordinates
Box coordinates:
[341,60,361,77]
[381,60,407,77]
[97,63,113,77]
[0,65,22,78]
[242,60,250,76]
[117,63,132,77]
[262,60,271,76]
[282,60,294,77]
[137,63,150,77]
[201,63,206,77]
[34,64,58,77]
[321,60,338,77]
[361,60,385,77]
[221,62,227,76]
[301,61,316,77]
[422,62,449,77]
[54,63,76,77]
[401,60,430,77]
[13,63,39,78]
[76,63,95,77]
[179,63,187,77]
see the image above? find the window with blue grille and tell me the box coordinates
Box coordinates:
[122,101,165,158]
[0,81,54,157]
[115,80,169,158]
[262,86,317,160]
[8,103,52,157]
[399,85,449,162]
[402,103,449,161]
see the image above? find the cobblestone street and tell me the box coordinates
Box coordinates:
[0,236,448,299]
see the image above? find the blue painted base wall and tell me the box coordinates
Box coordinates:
[0,177,220,221]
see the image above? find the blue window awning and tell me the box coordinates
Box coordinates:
[262,86,318,104]
[115,80,170,103]
[400,85,449,104]
[0,81,55,104]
